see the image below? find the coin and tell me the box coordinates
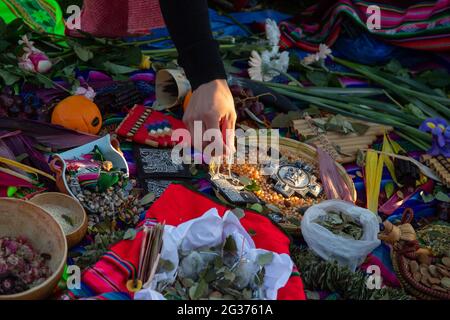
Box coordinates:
[432,285,447,292]
[429,277,441,285]
[420,275,431,287]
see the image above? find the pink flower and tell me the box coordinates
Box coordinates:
[17,35,52,74]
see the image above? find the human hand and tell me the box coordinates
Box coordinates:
[183,79,236,157]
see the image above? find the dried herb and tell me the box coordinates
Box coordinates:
[417,222,450,257]
[314,211,363,240]
[69,229,127,270]
[158,236,270,300]
[291,247,412,300]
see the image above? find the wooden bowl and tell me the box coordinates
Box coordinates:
[29,193,88,248]
[0,198,67,300]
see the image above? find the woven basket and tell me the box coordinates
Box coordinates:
[392,245,450,300]
[237,136,357,233]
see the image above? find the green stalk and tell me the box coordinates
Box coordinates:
[265,83,423,125]
[334,57,450,107]
[142,44,237,55]
[394,130,429,151]
[271,86,431,144]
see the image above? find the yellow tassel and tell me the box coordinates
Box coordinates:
[0,156,56,182]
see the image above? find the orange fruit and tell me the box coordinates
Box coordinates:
[51,96,102,134]
[182,90,192,112]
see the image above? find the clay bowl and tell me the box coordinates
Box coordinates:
[0,198,67,300]
[29,192,88,248]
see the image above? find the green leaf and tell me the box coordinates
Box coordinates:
[97,172,119,192]
[102,61,137,74]
[238,175,252,186]
[405,103,426,119]
[0,69,20,86]
[435,191,450,203]
[265,203,281,213]
[223,235,237,254]
[271,111,302,128]
[121,46,143,66]
[417,69,450,88]
[248,228,257,236]
[257,252,274,266]
[244,180,260,192]
[420,191,435,203]
[249,203,263,213]
[351,122,370,135]
[189,279,208,300]
[306,70,331,86]
[139,192,156,206]
[123,228,137,240]
[231,208,245,220]
[384,182,395,199]
[159,259,176,272]
[73,45,94,62]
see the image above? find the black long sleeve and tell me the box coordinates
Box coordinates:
[159,0,227,91]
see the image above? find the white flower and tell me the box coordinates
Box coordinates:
[301,53,319,66]
[265,19,281,48]
[317,43,332,60]
[74,85,96,100]
[301,43,332,66]
[248,49,290,82]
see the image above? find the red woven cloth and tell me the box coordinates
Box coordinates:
[82,184,306,300]
[72,0,165,37]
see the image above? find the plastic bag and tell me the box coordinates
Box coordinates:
[301,200,380,271]
[135,208,293,300]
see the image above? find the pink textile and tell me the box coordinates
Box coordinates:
[73,0,165,37]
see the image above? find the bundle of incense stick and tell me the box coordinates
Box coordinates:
[137,222,165,288]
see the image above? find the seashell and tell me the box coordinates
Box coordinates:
[441,277,450,289]
[409,260,419,273]
[437,265,450,278]
[432,285,447,292]
[413,271,422,282]
[420,275,431,288]
[442,257,450,268]
[420,265,430,277]
[429,265,440,278]
[429,277,441,285]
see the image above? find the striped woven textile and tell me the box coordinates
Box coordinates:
[279,0,450,52]
[0,0,65,34]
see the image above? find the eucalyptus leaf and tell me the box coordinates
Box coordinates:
[249,203,263,213]
[231,208,245,220]
[257,252,274,266]
[123,228,137,240]
[435,191,450,203]
[139,192,156,206]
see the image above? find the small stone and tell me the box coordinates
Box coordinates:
[413,272,422,282]
[442,257,450,268]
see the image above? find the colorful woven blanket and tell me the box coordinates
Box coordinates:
[0,0,65,34]
[279,0,450,52]
[68,184,306,300]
